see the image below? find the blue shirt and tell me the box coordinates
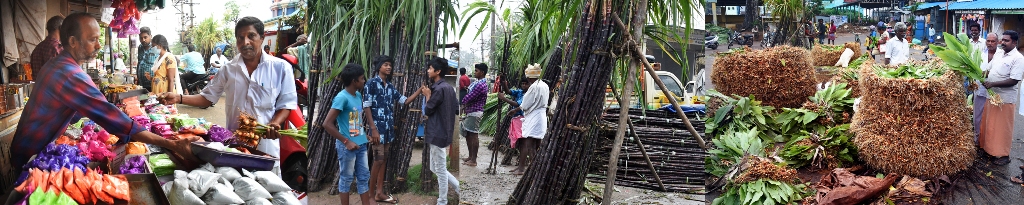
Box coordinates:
[510,88,524,117]
[362,76,407,144]
[332,90,368,145]
[137,46,158,83]
[179,52,206,74]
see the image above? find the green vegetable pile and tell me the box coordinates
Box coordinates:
[706,83,859,204]
[874,61,946,79]
[819,44,844,52]
[480,93,507,136]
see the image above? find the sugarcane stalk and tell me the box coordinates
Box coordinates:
[611,15,707,150]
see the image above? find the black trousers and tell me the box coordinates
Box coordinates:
[180,71,205,90]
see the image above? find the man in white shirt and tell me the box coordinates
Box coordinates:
[158,16,297,175]
[980,30,1023,167]
[974,33,1003,140]
[209,47,228,74]
[885,22,910,65]
[508,63,550,175]
[928,24,936,43]
[969,23,986,56]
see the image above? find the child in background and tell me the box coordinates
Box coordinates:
[322,63,372,205]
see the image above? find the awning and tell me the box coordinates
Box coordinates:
[946,0,1024,11]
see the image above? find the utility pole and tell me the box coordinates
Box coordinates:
[174,0,198,51]
[489,0,495,64]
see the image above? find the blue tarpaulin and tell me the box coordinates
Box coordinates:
[946,0,1024,10]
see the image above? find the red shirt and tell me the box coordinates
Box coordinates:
[30,36,62,80]
[459,74,471,89]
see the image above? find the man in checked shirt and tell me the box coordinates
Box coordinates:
[460,63,489,166]
[8,13,199,181]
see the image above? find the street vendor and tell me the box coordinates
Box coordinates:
[980,30,1023,167]
[8,13,200,177]
[158,16,297,174]
[884,22,910,66]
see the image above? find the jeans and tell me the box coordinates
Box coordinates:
[336,141,370,194]
[429,144,460,205]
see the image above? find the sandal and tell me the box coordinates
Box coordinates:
[376,195,399,204]
[462,161,477,166]
[1013,176,1024,184]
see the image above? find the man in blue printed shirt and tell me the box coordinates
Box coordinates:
[362,55,423,203]
[137,27,159,91]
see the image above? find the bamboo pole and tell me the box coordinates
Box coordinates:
[611,15,707,150]
[603,55,636,205]
[607,81,666,192]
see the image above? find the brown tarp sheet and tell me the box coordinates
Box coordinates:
[812,168,899,205]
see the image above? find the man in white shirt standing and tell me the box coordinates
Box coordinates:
[968,24,986,54]
[928,24,936,43]
[885,22,911,65]
[508,63,550,175]
[974,33,1003,141]
[158,16,297,175]
[980,30,1023,167]
[209,47,228,74]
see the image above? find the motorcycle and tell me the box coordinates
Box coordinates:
[762,29,777,48]
[184,72,212,97]
[727,30,754,48]
[705,34,719,50]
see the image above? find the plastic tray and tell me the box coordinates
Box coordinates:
[122,173,171,205]
[191,142,277,171]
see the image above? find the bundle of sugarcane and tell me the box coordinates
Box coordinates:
[509,1,621,203]
[588,120,707,192]
[851,59,975,177]
[601,108,704,130]
[711,46,818,108]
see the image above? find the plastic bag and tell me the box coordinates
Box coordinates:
[198,163,217,172]
[271,191,301,205]
[245,198,274,205]
[203,183,245,204]
[168,177,204,205]
[149,154,177,176]
[55,192,77,205]
[187,170,222,196]
[218,177,234,191]
[254,171,291,192]
[232,177,273,201]
[836,48,855,67]
[216,166,242,182]
[162,181,173,195]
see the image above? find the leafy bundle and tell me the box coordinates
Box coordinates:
[929,32,1000,104]
[706,130,766,177]
[780,124,857,169]
[873,60,946,79]
[705,91,778,142]
[929,32,984,82]
[712,179,809,205]
[819,44,844,52]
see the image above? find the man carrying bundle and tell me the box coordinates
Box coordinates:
[980,30,1023,167]
[973,33,1003,142]
[884,22,910,66]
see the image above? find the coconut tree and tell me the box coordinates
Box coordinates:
[306,0,459,193]
[186,16,233,66]
[764,0,806,47]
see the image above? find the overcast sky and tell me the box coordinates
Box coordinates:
[139,0,273,45]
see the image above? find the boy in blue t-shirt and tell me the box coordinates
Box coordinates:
[322,63,371,204]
